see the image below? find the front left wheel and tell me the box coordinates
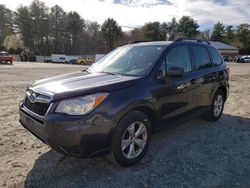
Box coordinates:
[111,111,151,167]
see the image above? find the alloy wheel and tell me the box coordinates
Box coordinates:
[213,94,223,117]
[121,121,147,159]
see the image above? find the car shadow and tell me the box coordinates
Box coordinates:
[24,114,250,188]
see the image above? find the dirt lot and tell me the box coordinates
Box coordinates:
[0,62,250,188]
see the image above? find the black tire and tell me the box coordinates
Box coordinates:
[110,111,151,167]
[204,89,225,121]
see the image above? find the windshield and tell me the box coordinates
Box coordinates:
[0,52,8,56]
[88,45,166,76]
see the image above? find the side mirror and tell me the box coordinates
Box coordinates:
[166,66,184,77]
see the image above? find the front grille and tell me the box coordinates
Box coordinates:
[24,97,50,116]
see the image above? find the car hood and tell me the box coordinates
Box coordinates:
[0,55,12,58]
[29,71,137,101]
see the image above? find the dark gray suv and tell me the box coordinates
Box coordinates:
[19,39,229,166]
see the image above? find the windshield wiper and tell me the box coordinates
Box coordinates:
[99,71,121,76]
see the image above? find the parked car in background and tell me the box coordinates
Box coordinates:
[76,57,95,65]
[51,54,67,63]
[69,59,77,64]
[19,39,229,166]
[237,56,250,63]
[0,51,13,65]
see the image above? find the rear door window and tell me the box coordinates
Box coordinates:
[191,45,212,70]
[207,47,223,66]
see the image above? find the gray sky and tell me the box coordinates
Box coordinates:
[2,0,250,30]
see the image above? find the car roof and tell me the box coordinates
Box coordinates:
[129,40,213,48]
[130,41,173,46]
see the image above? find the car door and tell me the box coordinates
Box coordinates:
[190,45,215,108]
[152,44,201,126]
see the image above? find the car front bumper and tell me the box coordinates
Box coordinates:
[19,101,116,158]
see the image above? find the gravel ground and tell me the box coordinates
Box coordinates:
[0,62,250,188]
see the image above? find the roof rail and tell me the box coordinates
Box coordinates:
[130,40,148,44]
[174,38,211,45]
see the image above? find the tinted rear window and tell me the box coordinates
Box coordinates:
[191,45,212,70]
[207,47,223,65]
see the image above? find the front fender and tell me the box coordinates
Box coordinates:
[95,86,158,145]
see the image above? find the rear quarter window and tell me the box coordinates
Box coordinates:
[207,47,223,66]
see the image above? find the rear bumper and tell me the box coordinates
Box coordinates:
[19,102,116,158]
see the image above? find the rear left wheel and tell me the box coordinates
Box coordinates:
[204,89,225,121]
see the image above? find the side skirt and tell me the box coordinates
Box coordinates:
[154,107,209,133]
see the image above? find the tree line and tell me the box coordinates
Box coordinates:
[0,0,250,55]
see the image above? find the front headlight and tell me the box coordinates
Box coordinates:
[55,93,109,115]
